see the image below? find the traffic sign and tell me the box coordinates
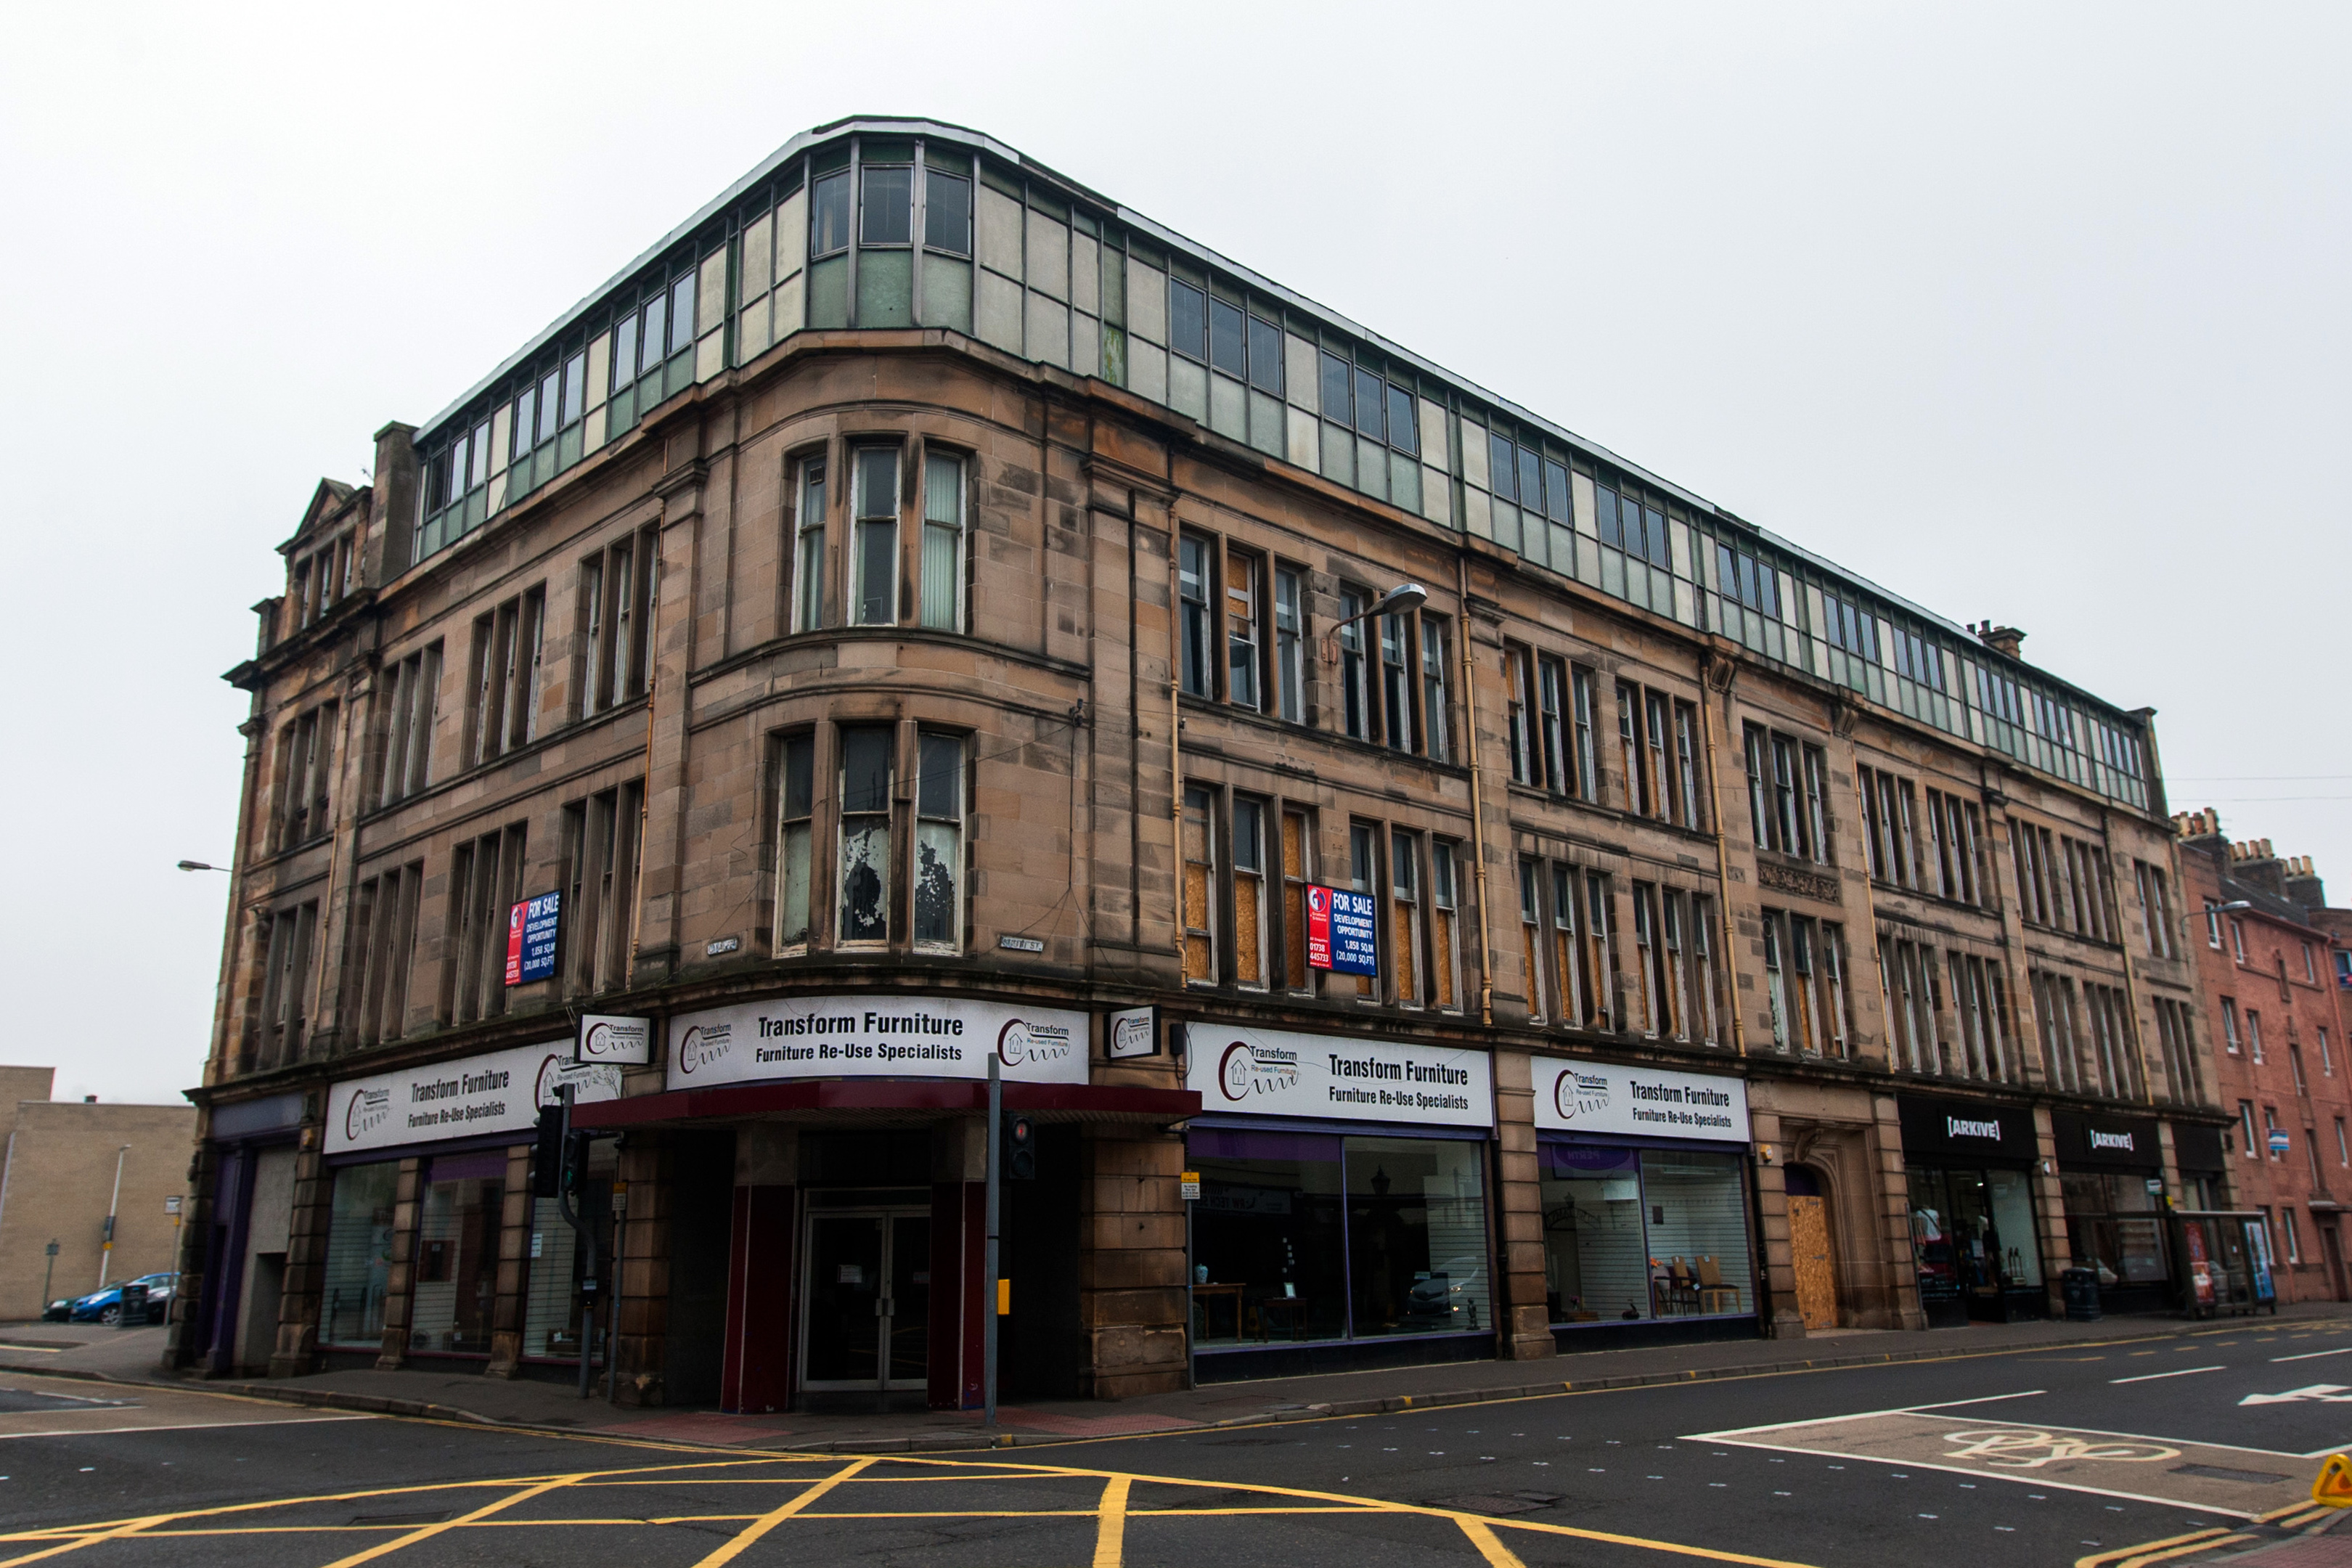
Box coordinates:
[1180,1170,1201,1201]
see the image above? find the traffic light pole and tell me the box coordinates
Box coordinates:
[984,1054,1000,1429]
[553,1085,597,1400]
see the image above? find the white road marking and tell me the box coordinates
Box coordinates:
[2271,1347,2352,1363]
[2111,1365,2224,1384]
[2239,1384,2352,1405]
[0,1414,376,1441]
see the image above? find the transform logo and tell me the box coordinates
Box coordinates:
[344,1087,392,1142]
[997,1017,1075,1070]
[1217,1040,1300,1103]
[677,1023,733,1077]
[1553,1069,1612,1123]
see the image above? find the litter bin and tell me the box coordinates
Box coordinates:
[2060,1266,2102,1322]
[115,1282,147,1328]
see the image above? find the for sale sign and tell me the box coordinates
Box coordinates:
[506,892,561,986]
[1304,884,1378,976]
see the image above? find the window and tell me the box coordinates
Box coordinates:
[376,645,441,808]
[581,531,654,716]
[1419,614,1450,762]
[1858,764,1923,886]
[852,448,899,625]
[1617,682,1648,814]
[1572,669,1598,802]
[793,456,829,632]
[1548,864,1584,1029]
[2284,1206,2303,1264]
[1645,694,1673,823]
[1249,312,1283,393]
[445,823,525,1025]
[920,452,965,632]
[2205,900,2225,949]
[1926,789,1982,905]
[274,703,338,851]
[1231,797,1267,987]
[914,732,965,952]
[2248,1008,2266,1063]
[467,587,546,766]
[1339,589,1370,740]
[2323,1026,2335,1076]
[2153,997,2200,1103]
[2033,970,2082,1092]
[859,160,912,246]
[2241,1101,2259,1159]
[837,726,893,945]
[1670,702,1703,828]
[1528,656,1560,793]
[1180,536,1213,699]
[1182,786,1216,983]
[1687,895,1724,1047]
[253,899,319,1071]
[925,164,971,253]
[1505,649,1535,786]
[1281,809,1312,991]
[1169,279,1207,362]
[343,862,422,1048]
[1632,884,1667,1037]
[1431,841,1461,1013]
[561,783,642,995]
[1391,832,1422,1008]
[2136,861,2176,959]
[1583,872,1615,1029]
[2231,918,2247,963]
[2336,1117,2347,1167]
[1519,859,1547,1022]
[2292,1042,2311,1096]
[1227,547,1262,711]
[1379,611,1413,751]
[810,168,852,258]
[1273,567,1304,722]
[1763,913,1790,1053]
[2265,1106,2283,1160]
[775,734,815,950]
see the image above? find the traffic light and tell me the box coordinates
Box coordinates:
[1002,1114,1036,1181]
[533,1108,565,1198]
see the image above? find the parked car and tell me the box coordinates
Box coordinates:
[44,1272,176,1325]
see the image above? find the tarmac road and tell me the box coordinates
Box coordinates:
[4,1320,2350,1568]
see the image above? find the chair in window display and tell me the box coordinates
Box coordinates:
[1696,1255,1740,1315]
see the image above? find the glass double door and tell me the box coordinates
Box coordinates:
[800,1209,931,1392]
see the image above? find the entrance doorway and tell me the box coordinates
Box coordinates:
[799,1204,931,1395]
[1784,1164,1840,1331]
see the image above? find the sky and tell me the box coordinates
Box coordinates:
[1,3,2344,1105]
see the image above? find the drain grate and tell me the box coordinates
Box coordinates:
[2169,1463,2288,1485]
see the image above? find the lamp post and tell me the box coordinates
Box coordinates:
[176,860,231,873]
[98,1145,128,1289]
[1319,582,1429,664]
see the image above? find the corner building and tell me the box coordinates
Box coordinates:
[176,117,2222,1405]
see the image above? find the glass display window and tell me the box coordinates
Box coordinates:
[1539,1142,1753,1323]
[409,1151,506,1355]
[523,1135,618,1360]
[320,1161,399,1348]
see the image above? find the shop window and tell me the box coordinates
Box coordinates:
[1909,1166,2043,1315]
[793,455,829,632]
[525,1138,616,1362]
[409,1152,505,1356]
[1540,1146,1752,1323]
[1344,1137,1490,1338]
[320,1161,399,1348]
[913,732,965,952]
[920,452,966,632]
[1231,797,1267,988]
[1188,1128,1349,1346]
[852,447,899,626]
[775,733,815,950]
[561,782,642,996]
[1181,786,1216,984]
[837,726,893,945]
[2061,1172,2167,1286]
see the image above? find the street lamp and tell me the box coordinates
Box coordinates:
[176,860,230,873]
[1320,582,1429,662]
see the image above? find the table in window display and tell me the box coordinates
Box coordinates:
[523,1137,617,1361]
[320,1161,399,1347]
[409,1151,506,1355]
[1539,1145,1754,1323]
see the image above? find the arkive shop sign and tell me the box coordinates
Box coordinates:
[1531,1058,1749,1143]
[1184,1024,1493,1129]
[326,1040,620,1154]
[665,996,1088,1087]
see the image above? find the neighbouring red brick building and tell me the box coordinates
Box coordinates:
[2176,814,2352,1301]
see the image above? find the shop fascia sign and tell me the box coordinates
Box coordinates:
[1183,1023,1492,1129]
[325,1039,620,1155]
[665,995,1089,1087]
[1530,1057,1749,1143]
[577,1013,656,1065]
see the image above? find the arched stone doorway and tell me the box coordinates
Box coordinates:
[1783,1164,1841,1331]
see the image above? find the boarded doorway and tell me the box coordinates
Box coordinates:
[1784,1164,1840,1331]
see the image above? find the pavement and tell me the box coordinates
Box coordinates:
[9,1302,2352,1455]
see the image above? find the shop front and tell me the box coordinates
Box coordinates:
[190,1090,306,1376]
[1181,1024,1496,1381]
[575,992,1197,1413]
[2051,1110,2173,1313]
[318,1040,621,1374]
[1530,1058,1757,1347]
[1897,1095,2046,1327]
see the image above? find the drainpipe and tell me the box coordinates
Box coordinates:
[1457,551,1495,1026]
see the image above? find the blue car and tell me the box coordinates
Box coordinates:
[44,1272,176,1325]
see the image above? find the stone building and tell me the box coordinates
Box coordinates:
[2174,818,2352,1302]
[0,1069,196,1320]
[174,116,2222,1404]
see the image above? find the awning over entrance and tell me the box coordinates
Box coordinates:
[571,1079,1199,1131]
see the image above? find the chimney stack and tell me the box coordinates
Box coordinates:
[2282,853,2327,912]
[1975,620,2026,659]
[2230,838,2287,899]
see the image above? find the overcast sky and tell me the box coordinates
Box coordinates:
[4,4,2343,1106]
